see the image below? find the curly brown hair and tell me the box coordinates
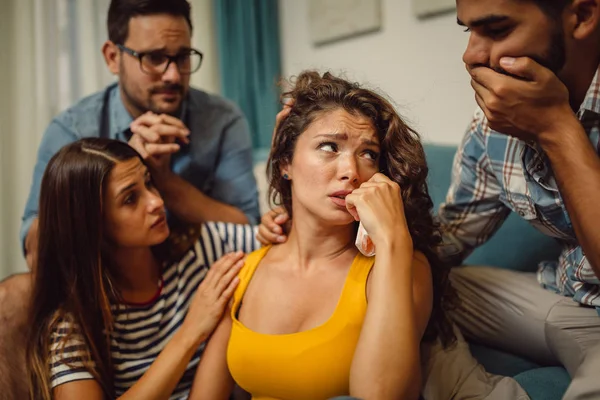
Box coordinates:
[267,71,457,346]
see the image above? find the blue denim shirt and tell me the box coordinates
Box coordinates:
[21,82,260,249]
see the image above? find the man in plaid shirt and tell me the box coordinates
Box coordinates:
[261,0,600,398]
[440,0,600,398]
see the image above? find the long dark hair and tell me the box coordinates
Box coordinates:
[26,138,144,399]
[268,71,457,346]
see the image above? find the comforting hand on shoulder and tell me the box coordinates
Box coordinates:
[181,251,244,346]
[345,173,412,251]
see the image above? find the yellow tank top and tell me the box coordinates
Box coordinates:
[227,245,375,400]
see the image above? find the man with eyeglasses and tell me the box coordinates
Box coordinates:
[19,0,260,270]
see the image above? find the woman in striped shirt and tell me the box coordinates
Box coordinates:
[26,138,258,399]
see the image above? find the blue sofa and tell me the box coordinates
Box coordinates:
[424,144,570,400]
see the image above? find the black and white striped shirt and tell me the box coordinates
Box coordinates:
[50,222,258,399]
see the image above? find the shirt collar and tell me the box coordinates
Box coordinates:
[109,84,134,141]
[578,63,600,116]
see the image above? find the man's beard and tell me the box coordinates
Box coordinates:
[532,24,566,74]
[120,70,184,116]
[495,25,566,78]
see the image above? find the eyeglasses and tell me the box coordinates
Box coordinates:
[117,44,203,75]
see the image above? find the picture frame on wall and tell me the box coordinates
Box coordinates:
[308,0,382,46]
[412,0,455,19]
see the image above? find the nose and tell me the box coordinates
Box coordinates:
[462,33,490,69]
[147,189,165,213]
[162,60,182,83]
[338,154,360,185]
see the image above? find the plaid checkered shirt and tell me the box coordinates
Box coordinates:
[438,65,600,310]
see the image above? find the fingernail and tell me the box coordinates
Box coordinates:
[500,57,515,67]
[277,235,286,242]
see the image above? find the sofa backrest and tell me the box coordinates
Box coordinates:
[424,144,561,271]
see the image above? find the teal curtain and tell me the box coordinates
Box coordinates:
[214,0,282,151]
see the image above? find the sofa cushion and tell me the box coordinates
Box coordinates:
[468,343,539,377]
[424,144,561,272]
[514,367,570,400]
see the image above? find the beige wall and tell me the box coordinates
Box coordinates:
[189,0,220,94]
[1,0,39,278]
[0,0,16,279]
[278,0,476,145]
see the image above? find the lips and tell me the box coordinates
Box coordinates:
[151,215,167,228]
[156,91,180,100]
[329,190,353,208]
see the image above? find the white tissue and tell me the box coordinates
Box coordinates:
[355,221,375,257]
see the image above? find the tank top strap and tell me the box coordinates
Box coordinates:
[347,253,375,286]
[232,245,271,315]
[336,253,375,314]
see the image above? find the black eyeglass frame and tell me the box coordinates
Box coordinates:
[117,44,203,75]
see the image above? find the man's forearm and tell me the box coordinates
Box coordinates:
[154,173,249,225]
[541,120,600,276]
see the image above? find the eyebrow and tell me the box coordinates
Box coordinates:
[116,182,137,199]
[457,15,509,28]
[315,133,379,147]
[115,171,149,198]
